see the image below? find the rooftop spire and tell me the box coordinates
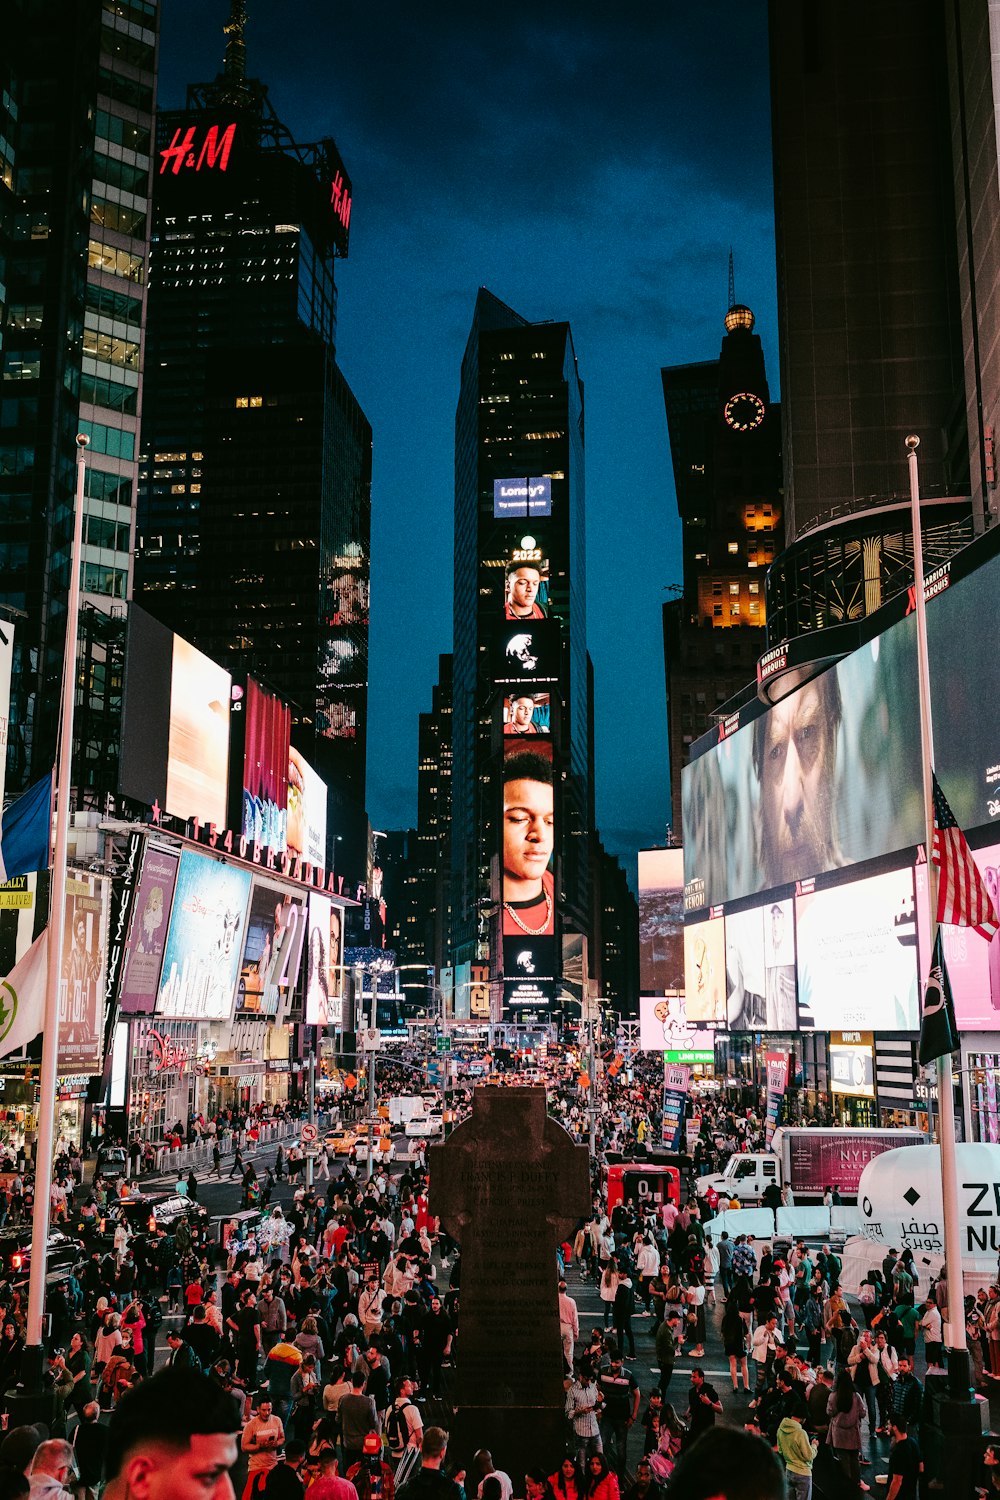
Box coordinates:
[223,0,248,82]
[728,247,735,311]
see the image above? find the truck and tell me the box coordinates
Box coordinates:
[387,1095,426,1127]
[695,1126,924,1205]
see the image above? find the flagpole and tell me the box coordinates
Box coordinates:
[20,434,89,1395]
[905,434,969,1394]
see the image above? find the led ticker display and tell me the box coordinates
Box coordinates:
[493,477,552,519]
[156,850,252,1021]
[502,749,554,938]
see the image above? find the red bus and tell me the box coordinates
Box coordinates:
[606,1162,681,1215]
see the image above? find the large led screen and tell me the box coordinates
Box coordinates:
[503,691,551,738]
[493,477,552,519]
[501,749,554,937]
[639,848,685,993]
[502,542,550,620]
[287,747,327,869]
[60,871,109,1075]
[795,866,919,1032]
[240,678,291,853]
[682,912,726,1023]
[915,848,1000,1028]
[304,892,344,1027]
[724,898,797,1032]
[503,935,555,1009]
[236,880,307,1017]
[639,993,714,1062]
[119,845,180,1015]
[166,636,231,828]
[682,621,924,911]
[157,850,251,1020]
[492,620,561,685]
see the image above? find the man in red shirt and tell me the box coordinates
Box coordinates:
[308,1444,361,1500]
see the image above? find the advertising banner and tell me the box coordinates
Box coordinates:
[638,994,714,1062]
[661,1087,687,1151]
[664,1061,691,1094]
[829,1031,875,1097]
[683,913,726,1023]
[287,747,328,869]
[501,747,554,937]
[795,866,918,1032]
[304,892,344,1027]
[492,620,561,685]
[764,1051,789,1147]
[785,1129,907,1197]
[165,635,231,828]
[156,850,251,1020]
[639,847,685,993]
[493,477,552,519]
[503,691,551,740]
[503,935,555,1010]
[236,880,307,1017]
[119,844,179,1015]
[60,871,109,1075]
[725,898,797,1032]
[0,621,13,812]
[239,678,291,853]
[916,854,1000,1028]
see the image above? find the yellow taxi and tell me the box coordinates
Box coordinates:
[324,1128,359,1156]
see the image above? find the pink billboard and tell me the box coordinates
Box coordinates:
[916,849,1000,1028]
[784,1131,916,1197]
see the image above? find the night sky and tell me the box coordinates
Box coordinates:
[159,2,778,881]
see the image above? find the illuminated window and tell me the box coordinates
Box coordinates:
[729,583,739,595]
[170,484,186,494]
[499,353,514,361]
[750,601,760,614]
[749,581,759,594]
[249,396,263,407]
[235,397,249,408]
[190,484,201,494]
[728,541,739,553]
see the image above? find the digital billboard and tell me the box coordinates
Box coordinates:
[503,935,555,1009]
[682,912,726,1023]
[915,849,1000,1028]
[724,898,797,1032]
[305,891,344,1027]
[639,848,685,993]
[236,879,307,1017]
[503,691,551,738]
[239,678,291,853]
[119,845,180,1015]
[502,541,550,621]
[287,747,327,869]
[829,1032,875,1098]
[493,477,552,520]
[795,865,919,1032]
[502,749,554,937]
[60,871,109,1075]
[492,620,561,685]
[682,620,924,912]
[156,850,251,1020]
[166,635,231,829]
[639,994,714,1063]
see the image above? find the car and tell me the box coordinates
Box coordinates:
[353,1137,395,1165]
[95,1146,128,1182]
[90,1193,209,1249]
[0,1228,83,1286]
[324,1129,359,1156]
[404,1113,444,1139]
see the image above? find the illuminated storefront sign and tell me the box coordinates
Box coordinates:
[159,122,237,177]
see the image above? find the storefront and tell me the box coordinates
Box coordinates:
[55,1076,92,1153]
[0,1064,37,1161]
[126,1019,198,1143]
[962,1039,1000,1144]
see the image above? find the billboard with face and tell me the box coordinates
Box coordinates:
[305,892,344,1027]
[638,994,714,1062]
[119,845,180,1015]
[287,747,328,869]
[639,848,685,993]
[724,898,797,1032]
[682,621,924,911]
[916,850,1000,1028]
[156,851,251,1020]
[795,865,918,1032]
[60,871,109,1075]
[166,635,231,828]
[236,879,307,1017]
[502,548,550,620]
[683,913,726,1023]
[502,749,554,937]
[503,691,551,738]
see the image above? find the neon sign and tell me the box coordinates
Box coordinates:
[145,1027,191,1075]
[329,170,352,233]
[159,123,237,177]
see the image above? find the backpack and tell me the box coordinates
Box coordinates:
[385,1402,411,1451]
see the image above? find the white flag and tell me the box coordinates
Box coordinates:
[0,929,48,1058]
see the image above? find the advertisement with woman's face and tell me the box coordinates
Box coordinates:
[502,750,555,937]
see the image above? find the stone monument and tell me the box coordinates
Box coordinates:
[429,1086,590,1477]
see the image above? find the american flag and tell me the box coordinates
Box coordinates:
[932,773,999,940]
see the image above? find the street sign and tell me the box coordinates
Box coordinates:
[435,1034,452,1054]
[361,1027,382,1052]
[300,1123,318,1145]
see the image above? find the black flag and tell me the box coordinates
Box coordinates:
[918,928,958,1066]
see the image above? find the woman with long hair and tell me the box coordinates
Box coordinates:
[599,1257,623,1331]
[721,1294,750,1393]
[582,1452,620,1500]
[827,1369,869,1493]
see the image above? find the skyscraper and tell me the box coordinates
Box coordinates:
[661,300,783,832]
[452,289,591,1022]
[134,4,370,856]
[0,0,159,796]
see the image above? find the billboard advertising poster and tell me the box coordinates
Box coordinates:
[305,892,344,1027]
[119,845,180,1015]
[661,1087,687,1151]
[916,852,1000,1028]
[829,1032,875,1098]
[795,865,919,1032]
[287,747,328,870]
[639,848,685,993]
[240,678,291,853]
[502,543,550,621]
[492,620,561,685]
[493,477,552,520]
[0,620,13,812]
[503,935,555,1009]
[502,748,554,937]
[639,994,714,1062]
[682,617,924,912]
[683,913,726,1023]
[236,879,307,1017]
[503,691,551,738]
[764,1051,789,1147]
[166,634,231,828]
[157,851,251,1020]
[725,899,797,1032]
[60,871,109,1075]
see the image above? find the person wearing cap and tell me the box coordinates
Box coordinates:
[346,1433,396,1500]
